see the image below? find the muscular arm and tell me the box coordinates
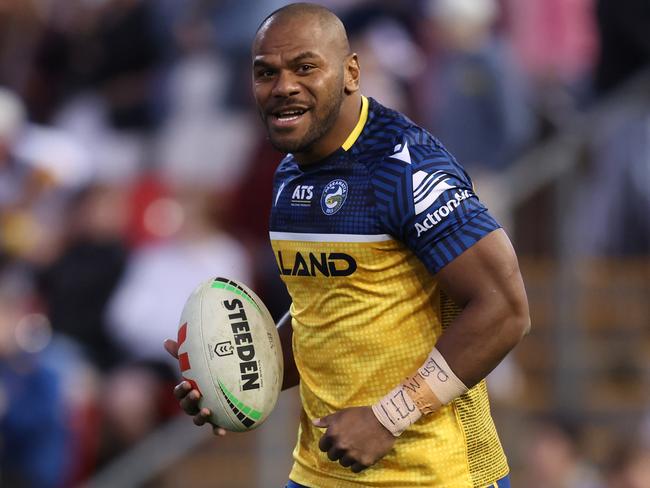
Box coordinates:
[313,228,530,472]
[277,310,300,390]
[435,228,530,387]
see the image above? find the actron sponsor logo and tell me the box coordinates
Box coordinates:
[414,189,472,237]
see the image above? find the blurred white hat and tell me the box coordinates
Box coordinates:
[428,0,499,26]
[0,87,26,142]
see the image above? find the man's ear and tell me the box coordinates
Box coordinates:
[344,53,360,94]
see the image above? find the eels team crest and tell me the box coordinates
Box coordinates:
[321,179,348,215]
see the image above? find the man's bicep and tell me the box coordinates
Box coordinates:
[435,228,528,318]
[433,229,530,386]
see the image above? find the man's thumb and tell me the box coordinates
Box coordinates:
[312,415,330,428]
[164,339,179,359]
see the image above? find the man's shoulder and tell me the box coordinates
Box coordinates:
[361,98,456,175]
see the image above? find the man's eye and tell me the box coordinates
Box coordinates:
[298,64,314,73]
[257,69,275,78]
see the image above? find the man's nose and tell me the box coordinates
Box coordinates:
[271,70,300,97]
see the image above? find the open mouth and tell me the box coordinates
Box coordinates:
[270,107,309,128]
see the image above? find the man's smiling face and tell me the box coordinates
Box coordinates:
[252,15,347,157]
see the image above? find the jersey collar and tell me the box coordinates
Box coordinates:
[341,95,369,151]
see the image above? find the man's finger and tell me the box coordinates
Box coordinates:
[339,455,355,468]
[351,462,367,473]
[180,389,201,415]
[193,408,211,426]
[173,381,191,400]
[327,447,344,462]
[312,416,328,428]
[164,339,179,359]
[318,433,333,453]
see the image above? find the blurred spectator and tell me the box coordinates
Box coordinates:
[595,0,650,94]
[52,92,149,185]
[416,0,535,171]
[18,0,164,130]
[522,416,604,488]
[503,0,597,87]
[0,87,66,266]
[347,15,425,114]
[70,0,162,131]
[570,103,650,255]
[154,6,255,193]
[0,86,29,208]
[38,184,129,371]
[97,361,178,464]
[40,332,103,486]
[606,444,650,488]
[0,85,109,487]
[502,0,597,122]
[0,270,71,488]
[0,0,44,94]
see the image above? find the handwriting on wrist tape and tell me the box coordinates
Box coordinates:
[371,385,421,437]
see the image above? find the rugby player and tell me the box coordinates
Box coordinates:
[165,3,530,487]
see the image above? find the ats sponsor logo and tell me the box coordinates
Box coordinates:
[291,185,314,207]
[276,251,357,277]
[415,189,472,237]
[223,299,261,391]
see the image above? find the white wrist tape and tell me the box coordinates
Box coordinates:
[371,385,422,437]
[413,347,468,406]
[372,347,468,437]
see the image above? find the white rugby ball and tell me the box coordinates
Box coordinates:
[176,277,283,431]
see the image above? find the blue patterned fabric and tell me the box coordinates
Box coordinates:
[270,97,500,274]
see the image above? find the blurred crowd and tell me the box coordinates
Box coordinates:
[0,0,648,486]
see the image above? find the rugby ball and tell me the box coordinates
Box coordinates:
[176,277,283,431]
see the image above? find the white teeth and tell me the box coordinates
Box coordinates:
[276,110,305,119]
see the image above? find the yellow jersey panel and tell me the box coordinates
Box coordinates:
[271,235,507,487]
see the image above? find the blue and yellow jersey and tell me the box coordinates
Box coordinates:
[269,97,508,488]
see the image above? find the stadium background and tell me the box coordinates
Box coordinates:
[0,0,648,486]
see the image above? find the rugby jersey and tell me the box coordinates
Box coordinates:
[269,96,508,487]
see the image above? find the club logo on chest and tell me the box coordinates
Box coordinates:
[321,179,348,215]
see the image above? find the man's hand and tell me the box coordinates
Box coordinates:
[313,406,396,473]
[163,339,227,436]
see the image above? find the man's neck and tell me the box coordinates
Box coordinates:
[294,93,363,165]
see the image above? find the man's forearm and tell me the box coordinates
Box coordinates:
[372,303,529,438]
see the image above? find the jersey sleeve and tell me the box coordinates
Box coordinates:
[371,136,501,274]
